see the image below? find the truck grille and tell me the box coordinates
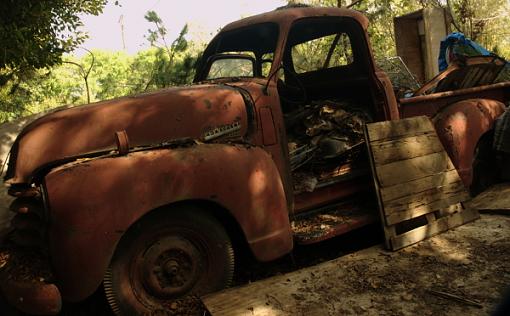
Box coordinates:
[6,188,46,251]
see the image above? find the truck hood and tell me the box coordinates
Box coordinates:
[5,84,250,184]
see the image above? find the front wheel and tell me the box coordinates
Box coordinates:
[104,206,234,315]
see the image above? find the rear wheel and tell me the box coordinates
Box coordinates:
[470,131,497,196]
[104,206,234,315]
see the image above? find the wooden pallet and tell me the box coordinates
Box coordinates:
[364,116,479,250]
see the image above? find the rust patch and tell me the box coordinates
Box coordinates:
[223,101,232,109]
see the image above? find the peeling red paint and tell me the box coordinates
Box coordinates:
[433,99,506,186]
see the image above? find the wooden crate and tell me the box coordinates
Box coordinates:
[364,116,479,250]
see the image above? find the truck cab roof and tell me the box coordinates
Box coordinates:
[221,5,369,32]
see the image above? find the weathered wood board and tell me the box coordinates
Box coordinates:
[365,116,478,250]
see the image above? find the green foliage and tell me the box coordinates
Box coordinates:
[292,33,354,73]
[290,0,509,59]
[296,0,422,57]
[0,9,201,124]
[0,47,201,124]
[88,51,132,100]
[0,0,108,72]
[0,0,109,120]
[447,0,510,58]
[144,11,194,88]
[0,66,80,122]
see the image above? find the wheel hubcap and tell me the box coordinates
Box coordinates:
[141,236,202,298]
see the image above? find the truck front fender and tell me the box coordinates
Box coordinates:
[433,98,505,187]
[43,143,292,301]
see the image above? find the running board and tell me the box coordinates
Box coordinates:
[291,201,378,245]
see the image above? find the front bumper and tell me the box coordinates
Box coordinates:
[0,185,61,315]
[0,247,62,315]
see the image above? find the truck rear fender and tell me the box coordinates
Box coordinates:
[432,98,505,187]
[43,143,293,301]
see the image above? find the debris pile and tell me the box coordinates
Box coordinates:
[286,100,372,193]
[376,56,421,97]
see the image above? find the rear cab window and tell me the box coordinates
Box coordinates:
[292,33,354,74]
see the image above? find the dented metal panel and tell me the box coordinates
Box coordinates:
[43,144,292,301]
[433,99,506,186]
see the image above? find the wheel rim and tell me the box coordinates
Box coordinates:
[104,208,235,315]
[140,236,203,298]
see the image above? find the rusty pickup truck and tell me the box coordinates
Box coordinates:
[1,5,509,315]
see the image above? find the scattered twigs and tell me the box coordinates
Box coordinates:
[427,289,483,308]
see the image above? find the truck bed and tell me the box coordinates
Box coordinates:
[399,81,510,119]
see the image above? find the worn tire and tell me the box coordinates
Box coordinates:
[104,206,234,315]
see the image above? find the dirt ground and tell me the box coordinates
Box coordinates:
[467,182,510,212]
[204,212,510,315]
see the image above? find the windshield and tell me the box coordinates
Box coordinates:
[196,23,279,81]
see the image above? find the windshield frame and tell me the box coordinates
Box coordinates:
[194,22,281,82]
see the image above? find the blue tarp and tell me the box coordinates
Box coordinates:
[438,32,492,71]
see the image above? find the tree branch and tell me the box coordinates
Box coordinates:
[63,47,95,104]
[446,0,463,32]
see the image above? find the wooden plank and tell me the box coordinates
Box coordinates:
[380,170,462,202]
[425,213,436,223]
[386,193,470,225]
[365,116,477,251]
[436,203,463,218]
[390,207,479,250]
[364,125,393,249]
[371,132,444,165]
[203,288,288,316]
[384,180,468,215]
[203,253,351,316]
[375,151,455,188]
[366,116,433,142]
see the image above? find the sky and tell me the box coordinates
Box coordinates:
[79,0,286,55]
